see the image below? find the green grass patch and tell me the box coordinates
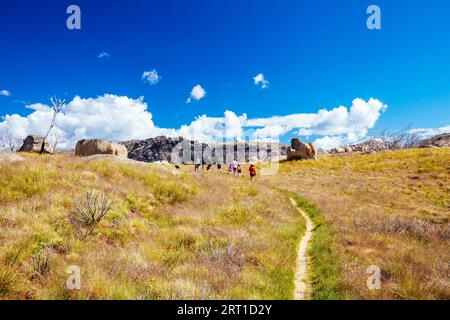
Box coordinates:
[286,191,346,300]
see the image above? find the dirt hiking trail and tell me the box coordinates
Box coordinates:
[290,198,315,300]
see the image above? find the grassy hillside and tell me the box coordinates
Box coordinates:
[1,148,449,300]
[0,154,304,299]
[269,148,449,299]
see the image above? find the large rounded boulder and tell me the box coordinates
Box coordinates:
[75,139,128,158]
[18,135,54,154]
[287,138,317,161]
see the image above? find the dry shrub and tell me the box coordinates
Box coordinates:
[353,215,450,242]
[31,246,53,277]
[377,217,448,241]
[69,190,114,239]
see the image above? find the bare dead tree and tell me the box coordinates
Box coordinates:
[41,96,65,154]
[0,129,21,152]
[379,126,421,150]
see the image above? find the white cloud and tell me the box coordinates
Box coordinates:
[6,95,440,151]
[142,69,161,86]
[0,94,175,150]
[0,90,11,97]
[245,98,388,148]
[177,110,247,142]
[409,125,450,139]
[313,135,361,150]
[97,51,111,59]
[251,126,293,141]
[186,84,206,103]
[254,73,269,89]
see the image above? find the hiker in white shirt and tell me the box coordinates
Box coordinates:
[232,160,239,176]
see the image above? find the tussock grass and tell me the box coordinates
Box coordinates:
[0,165,55,202]
[0,267,17,298]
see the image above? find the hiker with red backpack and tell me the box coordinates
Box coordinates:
[249,164,256,180]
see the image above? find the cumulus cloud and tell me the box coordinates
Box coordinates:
[0,94,175,150]
[0,95,402,150]
[97,51,111,59]
[254,73,269,89]
[245,98,388,149]
[251,126,293,141]
[312,135,360,150]
[0,90,11,96]
[186,84,206,103]
[178,111,247,142]
[409,125,450,139]
[142,69,161,86]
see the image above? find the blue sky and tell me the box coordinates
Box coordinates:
[0,0,449,148]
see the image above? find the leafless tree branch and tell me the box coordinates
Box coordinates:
[379,126,421,150]
[40,96,65,154]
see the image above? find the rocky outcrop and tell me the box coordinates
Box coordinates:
[0,152,25,162]
[75,139,128,158]
[18,135,53,154]
[420,133,450,148]
[287,138,317,161]
[122,136,289,164]
[123,137,184,163]
[330,140,388,154]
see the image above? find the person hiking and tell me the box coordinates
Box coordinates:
[249,164,256,180]
[237,164,242,177]
[195,158,201,171]
[232,160,239,176]
[228,163,233,174]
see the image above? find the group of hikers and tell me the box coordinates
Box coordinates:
[194,159,257,179]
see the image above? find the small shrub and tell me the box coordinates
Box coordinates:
[379,217,434,241]
[31,246,53,277]
[69,190,114,239]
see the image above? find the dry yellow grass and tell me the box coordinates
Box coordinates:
[265,148,449,299]
[0,154,304,300]
[0,148,448,300]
